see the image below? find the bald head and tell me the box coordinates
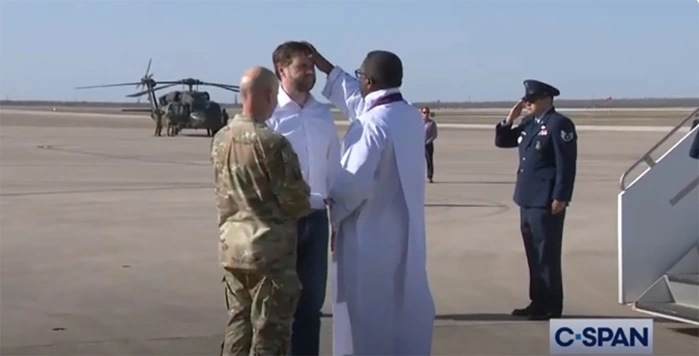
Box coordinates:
[240,66,278,98]
[239,66,279,121]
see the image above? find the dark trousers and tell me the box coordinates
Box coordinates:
[425,142,434,179]
[519,207,565,314]
[290,209,329,356]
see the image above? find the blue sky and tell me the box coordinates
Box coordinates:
[1,0,697,103]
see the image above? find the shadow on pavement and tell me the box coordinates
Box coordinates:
[322,312,681,324]
[429,180,515,185]
[667,327,699,338]
[435,313,677,322]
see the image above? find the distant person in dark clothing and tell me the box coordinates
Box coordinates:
[690,119,699,159]
[422,106,438,183]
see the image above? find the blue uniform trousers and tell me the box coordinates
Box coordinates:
[290,208,329,356]
[519,207,565,314]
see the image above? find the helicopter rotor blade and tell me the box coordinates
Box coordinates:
[75,82,144,90]
[143,58,152,79]
[126,83,178,98]
[135,82,144,103]
[220,84,240,90]
[185,80,240,92]
[209,82,236,87]
[150,80,182,85]
[197,81,239,88]
[208,84,240,93]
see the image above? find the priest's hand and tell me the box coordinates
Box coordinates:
[301,41,334,75]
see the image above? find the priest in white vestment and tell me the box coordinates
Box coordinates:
[308,44,435,356]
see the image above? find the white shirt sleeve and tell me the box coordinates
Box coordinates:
[321,66,365,122]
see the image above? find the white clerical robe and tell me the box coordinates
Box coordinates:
[322,66,435,356]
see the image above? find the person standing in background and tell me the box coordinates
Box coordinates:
[422,106,438,183]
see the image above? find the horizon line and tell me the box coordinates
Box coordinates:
[2,97,698,105]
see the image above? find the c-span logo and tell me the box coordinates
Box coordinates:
[549,319,653,354]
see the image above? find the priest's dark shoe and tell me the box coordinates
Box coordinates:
[511,305,531,317]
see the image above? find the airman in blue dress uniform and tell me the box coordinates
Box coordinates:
[495,79,577,320]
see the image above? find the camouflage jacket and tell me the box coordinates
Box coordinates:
[210,114,311,271]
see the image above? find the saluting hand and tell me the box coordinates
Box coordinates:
[551,200,567,215]
[506,100,525,124]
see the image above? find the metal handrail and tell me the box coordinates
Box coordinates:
[619,106,699,191]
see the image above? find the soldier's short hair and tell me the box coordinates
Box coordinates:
[272,41,313,79]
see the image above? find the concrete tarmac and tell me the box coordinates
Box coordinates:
[2,105,696,126]
[1,111,697,355]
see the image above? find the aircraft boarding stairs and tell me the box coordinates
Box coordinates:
[618,107,699,326]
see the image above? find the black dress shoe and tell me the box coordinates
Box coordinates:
[528,311,552,321]
[511,305,531,317]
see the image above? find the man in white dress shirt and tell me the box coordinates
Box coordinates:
[304,42,435,356]
[266,41,341,356]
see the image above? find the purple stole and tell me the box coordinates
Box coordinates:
[366,92,404,112]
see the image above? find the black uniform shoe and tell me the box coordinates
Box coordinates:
[528,311,553,321]
[511,305,531,317]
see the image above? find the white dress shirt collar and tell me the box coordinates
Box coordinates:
[277,85,318,109]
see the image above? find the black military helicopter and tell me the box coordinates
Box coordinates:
[75,59,239,137]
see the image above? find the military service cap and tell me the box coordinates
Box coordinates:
[522,79,560,101]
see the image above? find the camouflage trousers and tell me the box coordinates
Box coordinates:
[154,116,163,135]
[220,268,301,356]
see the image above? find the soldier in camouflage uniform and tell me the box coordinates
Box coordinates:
[211,66,311,356]
[153,108,165,137]
[166,110,179,137]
